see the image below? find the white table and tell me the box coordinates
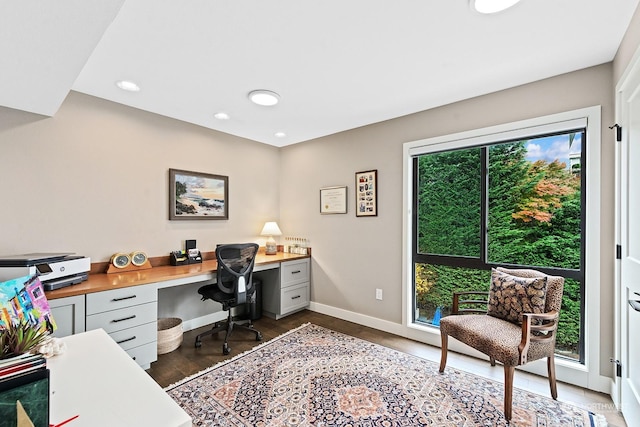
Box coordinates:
[47,329,191,427]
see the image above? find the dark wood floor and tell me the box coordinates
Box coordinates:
[146,309,626,426]
[146,310,411,388]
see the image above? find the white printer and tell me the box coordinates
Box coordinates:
[0,253,91,291]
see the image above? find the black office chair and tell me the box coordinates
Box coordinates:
[194,243,263,354]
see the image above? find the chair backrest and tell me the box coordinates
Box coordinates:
[496,266,564,313]
[216,243,259,305]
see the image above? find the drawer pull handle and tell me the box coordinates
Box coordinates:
[112,295,137,302]
[291,295,301,300]
[117,336,137,344]
[112,315,136,323]
[291,270,301,274]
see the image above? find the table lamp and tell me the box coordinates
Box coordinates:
[261,221,282,255]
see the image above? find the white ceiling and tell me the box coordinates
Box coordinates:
[1,0,638,147]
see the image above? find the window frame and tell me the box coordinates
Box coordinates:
[412,131,586,362]
[401,106,608,391]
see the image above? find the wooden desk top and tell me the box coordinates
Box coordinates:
[46,251,309,300]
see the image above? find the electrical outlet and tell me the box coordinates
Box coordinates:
[375,288,383,300]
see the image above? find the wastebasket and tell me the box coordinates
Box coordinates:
[157,317,183,354]
[248,278,262,320]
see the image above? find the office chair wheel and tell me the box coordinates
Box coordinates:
[256,332,263,341]
[195,339,202,348]
[222,343,230,355]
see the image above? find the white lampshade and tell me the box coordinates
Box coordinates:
[261,222,282,236]
[261,222,282,255]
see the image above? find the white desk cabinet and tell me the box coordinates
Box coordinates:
[263,258,310,319]
[85,285,158,369]
[49,295,85,338]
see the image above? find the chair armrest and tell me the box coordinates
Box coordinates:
[452,291,489,315]
[518,310,559,365]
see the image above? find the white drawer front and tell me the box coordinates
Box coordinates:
[126,341,157,368]
[281,259,310,287]
[109,321,158,351]
[281,282,309,314]
[86,302,157,334]
[86,285,156,315]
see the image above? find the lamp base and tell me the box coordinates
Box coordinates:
[265,245,277,255]
[265,238,277,255]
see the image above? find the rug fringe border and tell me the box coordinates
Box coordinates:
[164,322,312,391]
[591,412,608,427]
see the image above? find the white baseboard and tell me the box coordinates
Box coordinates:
[181,312,227,332]
[308,301,406,337]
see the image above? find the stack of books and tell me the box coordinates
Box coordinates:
[0,353,50,426]
[0,352,47,381]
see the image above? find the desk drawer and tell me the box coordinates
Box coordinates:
[281,282,309,314]
[86,302,157,334]
[109,322,157,351]
[281,259,309,287]
[86,285,156,315]
[126,341,157,368]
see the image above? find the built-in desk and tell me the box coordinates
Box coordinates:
[45,252,310,369]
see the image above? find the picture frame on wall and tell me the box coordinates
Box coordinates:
[320,186,348,214]
[355,169,377,217]
[169,168,229,220]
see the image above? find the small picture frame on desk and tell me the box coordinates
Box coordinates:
[169,169,229,220]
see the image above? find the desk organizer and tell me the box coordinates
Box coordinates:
[170,250,202,266]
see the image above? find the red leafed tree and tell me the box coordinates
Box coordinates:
[512,159,578,224]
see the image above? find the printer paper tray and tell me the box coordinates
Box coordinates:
[43,272,89,291]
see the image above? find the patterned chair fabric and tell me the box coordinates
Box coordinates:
[438,267,564,421]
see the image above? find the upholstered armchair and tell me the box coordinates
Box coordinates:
[439,267,565,422]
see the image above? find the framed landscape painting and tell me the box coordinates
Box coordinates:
[169,169,229,220]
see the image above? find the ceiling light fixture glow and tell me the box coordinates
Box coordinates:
[275,132,287,138]
[116,80,140,92]
[214,112,230,120]
[471,0,521,14]
[248,90,280,106]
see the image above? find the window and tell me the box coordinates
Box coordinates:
[409,120,587,362]
[403,107,604,389]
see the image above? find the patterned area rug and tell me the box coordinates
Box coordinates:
[166,323,607,426]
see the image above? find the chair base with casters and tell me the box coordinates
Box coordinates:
[438,267,564,422]
[194,280,263,354]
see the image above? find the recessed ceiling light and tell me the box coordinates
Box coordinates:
[116,80,140,92]
[248,90,280,106]
[471,0,521,14]
[214,112,230,120]
[275,132,287,138]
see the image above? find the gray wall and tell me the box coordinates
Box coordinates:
[280,63,616,376]
[614,1,640,83]
[0,92,280,261]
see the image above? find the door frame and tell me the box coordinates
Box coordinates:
[614,43,640,411]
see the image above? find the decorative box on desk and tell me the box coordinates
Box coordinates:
[170,250,202,266]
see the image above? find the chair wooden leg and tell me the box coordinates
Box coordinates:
[547,356,558,400]
[439,333,448,373]
[503,365,515,422]
[490,356,496,366]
